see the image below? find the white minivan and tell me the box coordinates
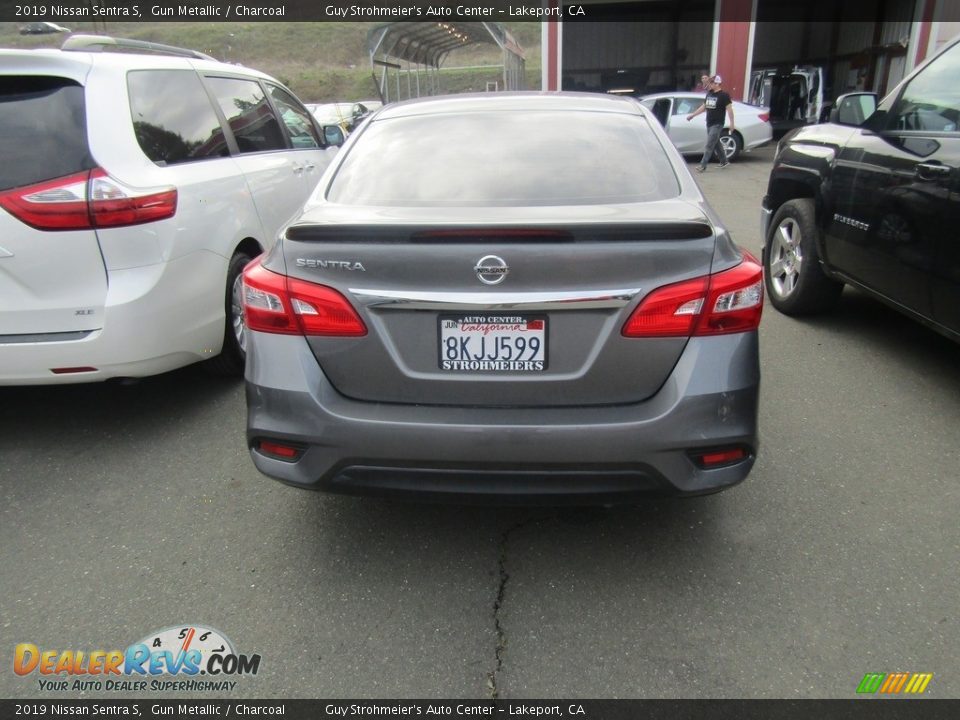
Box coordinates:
[0,35,337,384]
[748,65,824,133]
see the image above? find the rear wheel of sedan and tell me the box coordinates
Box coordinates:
[203,250,254,377]
[764,199,843,315]
[720,131,742,162]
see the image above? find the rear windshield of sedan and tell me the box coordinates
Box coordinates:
[326,109,680,206]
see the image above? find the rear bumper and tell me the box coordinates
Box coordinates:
[744,137,772,153]
[245,331,761,504]
[0,253,226,385]
[742,126,773,153]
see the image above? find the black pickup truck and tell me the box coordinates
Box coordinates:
[760,36,960,343]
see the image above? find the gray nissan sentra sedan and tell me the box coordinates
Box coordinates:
[242,92,762,504]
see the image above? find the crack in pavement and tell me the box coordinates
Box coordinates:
[487,514,554,699]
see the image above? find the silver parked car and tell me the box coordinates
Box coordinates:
[640,92,773,161]
[243,92,762,503]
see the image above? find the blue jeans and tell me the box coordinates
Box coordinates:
[699,124,726,169]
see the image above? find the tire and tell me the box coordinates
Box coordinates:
[203,251,254,377]
[763,199,843,315]
[719,131,742,162]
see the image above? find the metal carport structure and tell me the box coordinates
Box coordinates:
[368,22,525,102]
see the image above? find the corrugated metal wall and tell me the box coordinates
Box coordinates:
[836,22,876,54]
[559,0,715,93]
[559,0,923,97]
[752,23,805,65]
[564,22,674,69]
[807,22,835,59]
[677,20,714,65]
[563,21,713,70]
[750,0,920,99]
[879,0,915,46]
[752,19,915,66]
[562,16,713,94]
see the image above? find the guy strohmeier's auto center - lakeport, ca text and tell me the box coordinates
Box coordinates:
[12,2,586,20]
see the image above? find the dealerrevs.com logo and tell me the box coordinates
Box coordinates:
[14,625,261,692]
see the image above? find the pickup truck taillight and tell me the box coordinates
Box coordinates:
[0,168,177,231]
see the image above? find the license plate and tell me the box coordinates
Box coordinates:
[439,314,547,372]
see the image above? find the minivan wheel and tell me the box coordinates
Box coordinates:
[203,251,254,377]
[764,198,843,315]
[720,131,742,162]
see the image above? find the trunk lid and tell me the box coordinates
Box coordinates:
[276,201,717,407]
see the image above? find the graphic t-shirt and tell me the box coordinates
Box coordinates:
[704,90,732,126]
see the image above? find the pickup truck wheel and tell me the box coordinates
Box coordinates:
[764,199,843,315]
[203,251,254,377]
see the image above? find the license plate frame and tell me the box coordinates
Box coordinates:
[438,314,548,372]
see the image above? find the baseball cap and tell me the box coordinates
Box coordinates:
[713,74,723,84]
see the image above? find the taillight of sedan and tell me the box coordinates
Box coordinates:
[242,260,367,337]
[622,253,763,337]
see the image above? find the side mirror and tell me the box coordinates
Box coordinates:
[323,125,345,147]
[830,92,878,127]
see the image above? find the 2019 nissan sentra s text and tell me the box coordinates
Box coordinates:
[243,92,763,504]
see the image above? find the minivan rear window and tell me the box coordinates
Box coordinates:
[326,110,680,207]
[0,76,93,192]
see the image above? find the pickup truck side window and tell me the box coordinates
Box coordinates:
[887,41,960,133]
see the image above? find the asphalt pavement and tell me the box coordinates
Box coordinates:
[1,146,958,700]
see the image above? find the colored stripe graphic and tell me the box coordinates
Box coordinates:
[857,673,886,694]
[880,672,909,693]
[904,673,934,694]
[857,672,933,694]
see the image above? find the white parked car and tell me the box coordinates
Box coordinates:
[639,92,772,161]
[0,35,337,385]
[307,101,380,132]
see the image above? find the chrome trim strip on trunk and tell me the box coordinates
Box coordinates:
[349,288,643,311]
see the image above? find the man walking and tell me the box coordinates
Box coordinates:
[686,74,736,172]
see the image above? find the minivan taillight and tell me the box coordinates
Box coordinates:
[0,168,177,231]
[242,261,367,337]
[622,253,763,337]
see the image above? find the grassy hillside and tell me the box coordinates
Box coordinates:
[0,21,542,101]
